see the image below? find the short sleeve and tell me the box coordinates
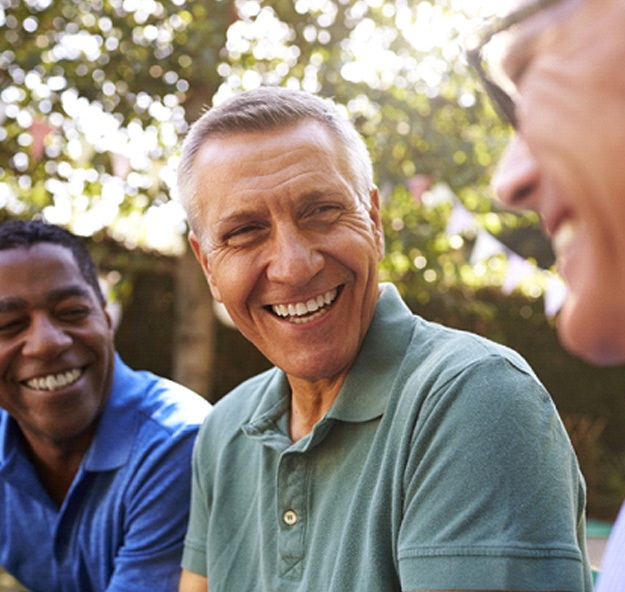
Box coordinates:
[397,355,589,592]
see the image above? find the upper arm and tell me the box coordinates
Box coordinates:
[398,357,587,591]
[179,569,208,592]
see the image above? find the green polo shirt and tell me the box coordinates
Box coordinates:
[183,283,591,591]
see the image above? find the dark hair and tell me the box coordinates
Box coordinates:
[0,219,106,304]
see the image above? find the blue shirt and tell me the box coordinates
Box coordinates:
[0,355,211,592]
[183,283,591,591]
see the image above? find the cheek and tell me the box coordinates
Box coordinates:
[210,255,257,309]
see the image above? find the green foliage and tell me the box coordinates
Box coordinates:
[0,0,512,242]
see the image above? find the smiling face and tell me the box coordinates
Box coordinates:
[493,0,625,364]
[0,244,115,451]
[189,120,384,385]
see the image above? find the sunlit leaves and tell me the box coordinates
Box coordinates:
[0,0,532,260]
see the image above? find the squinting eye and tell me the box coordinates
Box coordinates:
[315,205,338,213]
[308,204,343,221]
[224,225,267,247]
[0,318,26,335]
[59,307,90,320]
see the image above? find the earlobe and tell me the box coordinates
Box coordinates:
[188,231,223,302]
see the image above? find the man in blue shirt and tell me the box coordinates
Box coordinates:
[0,219,211,592]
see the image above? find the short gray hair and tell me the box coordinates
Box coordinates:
[176,87,374,233]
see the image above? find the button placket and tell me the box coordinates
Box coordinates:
[276,452,308,579]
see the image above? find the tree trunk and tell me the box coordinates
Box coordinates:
[172,248,215,401]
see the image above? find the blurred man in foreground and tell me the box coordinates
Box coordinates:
[466,0,625,589]
[0,219,211,591]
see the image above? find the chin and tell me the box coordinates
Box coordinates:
[558,307,625,367]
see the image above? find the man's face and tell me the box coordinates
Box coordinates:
[189,120,384,384]
[0,244,115,449]
[493,0,625,364]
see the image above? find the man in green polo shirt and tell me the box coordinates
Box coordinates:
[175,86,591,592]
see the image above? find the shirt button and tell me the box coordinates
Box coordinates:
[283,510,298,526]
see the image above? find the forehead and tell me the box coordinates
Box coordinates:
[193,121,352,213]
[0,244,91,300]
[496,0,584,44]
[196,120,343,178]
[487,0,587,82]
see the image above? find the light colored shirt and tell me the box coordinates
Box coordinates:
[596,501,625,592]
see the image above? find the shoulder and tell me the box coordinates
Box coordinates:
[111,357,212,436]
[371,285,539,392]
[406,316,540,388]
[383,318,554,435]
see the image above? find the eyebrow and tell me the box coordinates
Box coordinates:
[215,210,264,229]
[0,285,95,314]
[215,190,343,228]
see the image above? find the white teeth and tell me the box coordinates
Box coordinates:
[306,298,319,312]
[552,220,577,258]
[271,289,338,323]
[25,368,82,392]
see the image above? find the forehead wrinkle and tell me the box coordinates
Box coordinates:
[221,161,347,215]
[216,183,347,230]
[204,128,341,186]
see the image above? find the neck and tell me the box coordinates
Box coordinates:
[20,428,94,507]
[288,374,345,442]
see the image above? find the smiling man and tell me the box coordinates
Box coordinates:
[465,0,625,589]
[0,219,211,592]
[176,87,591,592]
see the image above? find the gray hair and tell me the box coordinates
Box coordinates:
[176,87,374,233]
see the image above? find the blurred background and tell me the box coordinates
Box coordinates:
[1,0,621,587]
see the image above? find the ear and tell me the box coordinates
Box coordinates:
[96,281,118,332]
[188,231,223,302]
[103,303,119,333]
[368,186,385,260]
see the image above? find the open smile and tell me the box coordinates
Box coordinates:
[551,219,577,259]
[269,287,339,325]
[22,368,84,392]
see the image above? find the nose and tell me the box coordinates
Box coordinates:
[493,134,541,210]
[22,314,73,359]
[265,225,324,286]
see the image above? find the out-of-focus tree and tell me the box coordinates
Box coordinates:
[0,0,232,249]
[0,0,514,247]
